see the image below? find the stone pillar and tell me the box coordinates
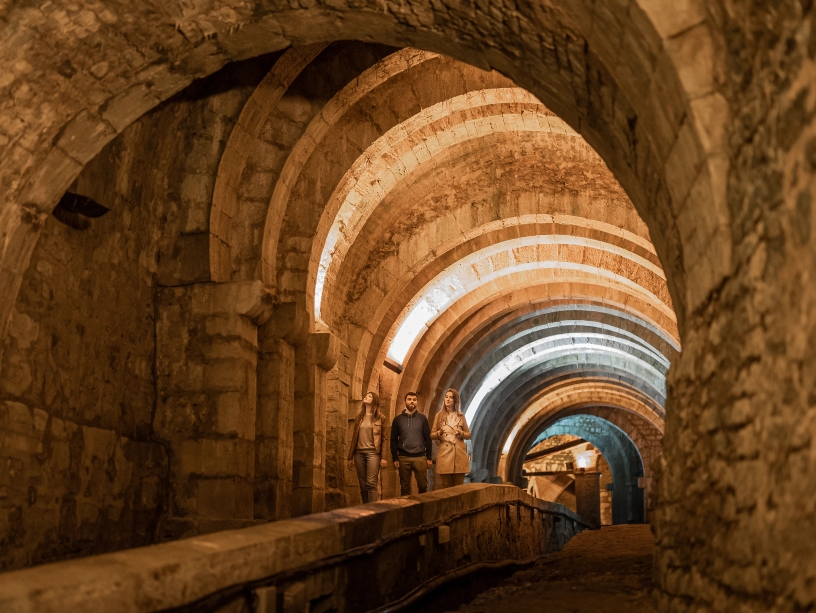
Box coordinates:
[154,281,272,538]
[574,471,601,529]
[255,333,295,521]
[291,332,339,516]
[254,303,307,522]
[325,341,352,511]
[377,370,398,500]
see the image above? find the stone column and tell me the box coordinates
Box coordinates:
[253,300,341,519]
[292,331,339,517]
[377,370,398,500]
[254,303,307,522]
[574,471,601,529]
[325,340,352,511]
[154,281,272,538]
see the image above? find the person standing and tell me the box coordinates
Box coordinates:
[390,391,433,495]
[431,388,471,488]
[347,391,387,503]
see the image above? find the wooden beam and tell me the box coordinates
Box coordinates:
[524,438,588,462]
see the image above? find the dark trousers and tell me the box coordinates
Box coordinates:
[397,455,428,495]
[437,473,465,489]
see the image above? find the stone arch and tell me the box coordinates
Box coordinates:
[453,312,672,412]
[0,0,729,344]
[472,366,666,469]
[347,202,675,392]
[528,414,646,524]
[428,303,677,412]
[309,89,583,324]
[392,281,677,410]
[256,49,518,304]
[408,298,678,419]
[365,274,673,406]
[488,379,665,470]
[382,260,674,382]
[327,147,660,396]
[506,403,662,488]
[0,5,762,610]
[385,234,671,364]
[208,43,328,282]
[327,128,654,329]
[509,401,664,522]
[463,335,668,419]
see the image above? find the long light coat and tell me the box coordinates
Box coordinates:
[431,410,471,474]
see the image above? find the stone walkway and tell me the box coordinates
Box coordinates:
[448,525,657,613]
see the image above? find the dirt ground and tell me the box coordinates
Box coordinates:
[447,525,657,613]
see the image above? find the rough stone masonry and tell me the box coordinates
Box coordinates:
[0,2,815,613]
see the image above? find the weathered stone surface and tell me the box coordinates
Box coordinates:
[0,4,814,611]
[155,282,266,538]
[574,472,601,529]
[0,484,586,613]
[255,328,295,521]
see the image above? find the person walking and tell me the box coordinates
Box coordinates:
[347,391,387,503]
[390,391,433,495]
[431,388,471,488]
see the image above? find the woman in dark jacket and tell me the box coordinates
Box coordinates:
[347,391,387,502]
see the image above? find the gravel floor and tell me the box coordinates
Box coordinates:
[447,525,657,613]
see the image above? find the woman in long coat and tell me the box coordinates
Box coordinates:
[431,388,471,488]
[347,391,387,502]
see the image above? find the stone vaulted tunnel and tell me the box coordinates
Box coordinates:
[1,2,816,612]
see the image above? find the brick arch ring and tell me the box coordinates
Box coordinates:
[388,278,678,419]
[407,297,679,420]
[362,227,677,401]
[425,302,678,419]
[470,357,667,469]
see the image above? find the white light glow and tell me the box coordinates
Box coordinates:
[467,334,666,423]
[384,235,670,365]
[575,451,593,469]
[485,320,671,377]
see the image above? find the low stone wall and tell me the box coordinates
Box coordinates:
[0,484,587,613]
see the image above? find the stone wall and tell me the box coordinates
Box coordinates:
[0,131,169,571]
[0,484,587,613]
[1,43,425,569]
[654,3,816,610]
[0,54,279,571]
[4,4,816,610]
[153,281,273,539]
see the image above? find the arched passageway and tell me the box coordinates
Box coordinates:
[1,3,815,612]
[527,415,646,525]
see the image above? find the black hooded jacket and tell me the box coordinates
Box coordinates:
[390,410,432,460]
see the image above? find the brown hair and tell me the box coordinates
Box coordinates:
[358,391,382,421]
[442,388,461,413]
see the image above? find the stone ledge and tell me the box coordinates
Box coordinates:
[0,484,586,613]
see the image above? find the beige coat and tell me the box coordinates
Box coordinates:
[431,410,471,474]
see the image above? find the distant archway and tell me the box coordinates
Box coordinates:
[526,414,646,524]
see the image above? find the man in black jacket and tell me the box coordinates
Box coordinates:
[390,392,433,495]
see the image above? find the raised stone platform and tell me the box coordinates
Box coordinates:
[0,484,586,613]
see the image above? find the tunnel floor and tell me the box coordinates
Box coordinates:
[443,525,656,613]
